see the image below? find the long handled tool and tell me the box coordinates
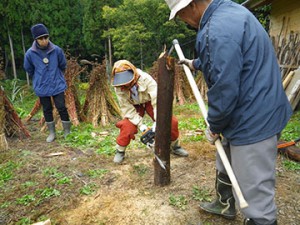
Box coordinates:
[172,39,248,209]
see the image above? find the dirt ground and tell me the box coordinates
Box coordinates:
[1,119,300,225]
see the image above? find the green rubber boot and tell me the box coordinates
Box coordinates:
[199,171,237,219]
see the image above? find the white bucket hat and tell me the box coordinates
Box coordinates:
[165,0,193,20]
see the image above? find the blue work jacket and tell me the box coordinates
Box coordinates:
[193,0,292,145]
[24,41,67,97]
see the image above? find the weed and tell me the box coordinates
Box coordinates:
[0,201,10,208]
[16,195,35,206]
[169,194,188,210]
[0,161,20,187]
[87,169,108,178]
[281,111,300,141]
[22,181,38,188]
[36,187,61,199]
[283,160,300,171]
[16,217,31,225]
[57,176,73,185]
[43,167,64,178]
[132,164,148,176]
[80,183,97,195]
[192,186,212,202]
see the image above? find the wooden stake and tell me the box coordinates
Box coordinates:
[154,52,174,186]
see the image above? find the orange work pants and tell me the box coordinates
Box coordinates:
[116,101,179,147]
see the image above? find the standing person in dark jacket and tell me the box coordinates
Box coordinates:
[24,23,71,143]
[164,0,292,225]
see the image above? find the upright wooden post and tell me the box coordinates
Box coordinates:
[154,52,175,186]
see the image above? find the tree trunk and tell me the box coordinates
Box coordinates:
[8,30,17,79]
[21,28,30,86]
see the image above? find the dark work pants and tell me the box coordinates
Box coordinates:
[39,92,69,122]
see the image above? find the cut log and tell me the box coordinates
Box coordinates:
[278,145,300,162]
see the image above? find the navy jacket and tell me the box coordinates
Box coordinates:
[193,0,292,145]
[24,41,67,97]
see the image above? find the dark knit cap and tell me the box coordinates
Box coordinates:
[31,23,49,39]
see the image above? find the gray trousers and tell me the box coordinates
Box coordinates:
[216,135,278,225]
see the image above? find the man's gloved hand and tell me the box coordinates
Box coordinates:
[205,128,220,145]
[178,58,195,71]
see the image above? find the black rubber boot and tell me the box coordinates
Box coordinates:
[46,121,56,142]
[244,218,277,225]
[199,171,236,219]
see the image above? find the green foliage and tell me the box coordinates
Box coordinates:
[102,0,195,68]
[169,194,188,210]
[253,5,271,30]
[82,0,121,55]
[192,186,212,202]
[283,160,300,171]
[0,161,20,187]
[0,201,10,209]
[36,187,61,199]
[22,181,38,188]
[87,169,109,178]
[132,164,148,176]
[0,79,39,118]
[64,123,116,156]
[16,194,35,206]
[16,217,31,225]
[281,111,300,141]
[80,183,97,195]
[43,167,64,178]
[57,176,73,185]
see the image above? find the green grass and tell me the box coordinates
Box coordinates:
[0,161,20,188]
[87,169,109,178]
[282,160,300,171]
[281,111,300,141]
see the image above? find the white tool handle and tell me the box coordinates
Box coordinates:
[172,39,248,209]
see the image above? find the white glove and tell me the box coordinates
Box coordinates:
[205,128,220,145]
[178,58,195,71]
[139,124,148,132]
[152,122,156,132]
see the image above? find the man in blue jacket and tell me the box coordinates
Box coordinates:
[24,23,71,142]
[164,0,292,225]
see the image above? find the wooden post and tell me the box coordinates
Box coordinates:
[154,52,175,186]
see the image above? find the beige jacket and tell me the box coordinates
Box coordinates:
[115,69,157,126]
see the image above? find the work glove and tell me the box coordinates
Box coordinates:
[139,124,148,132]
[204,128,220,145]
[178,58,195,71]
[151,122,156,132]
